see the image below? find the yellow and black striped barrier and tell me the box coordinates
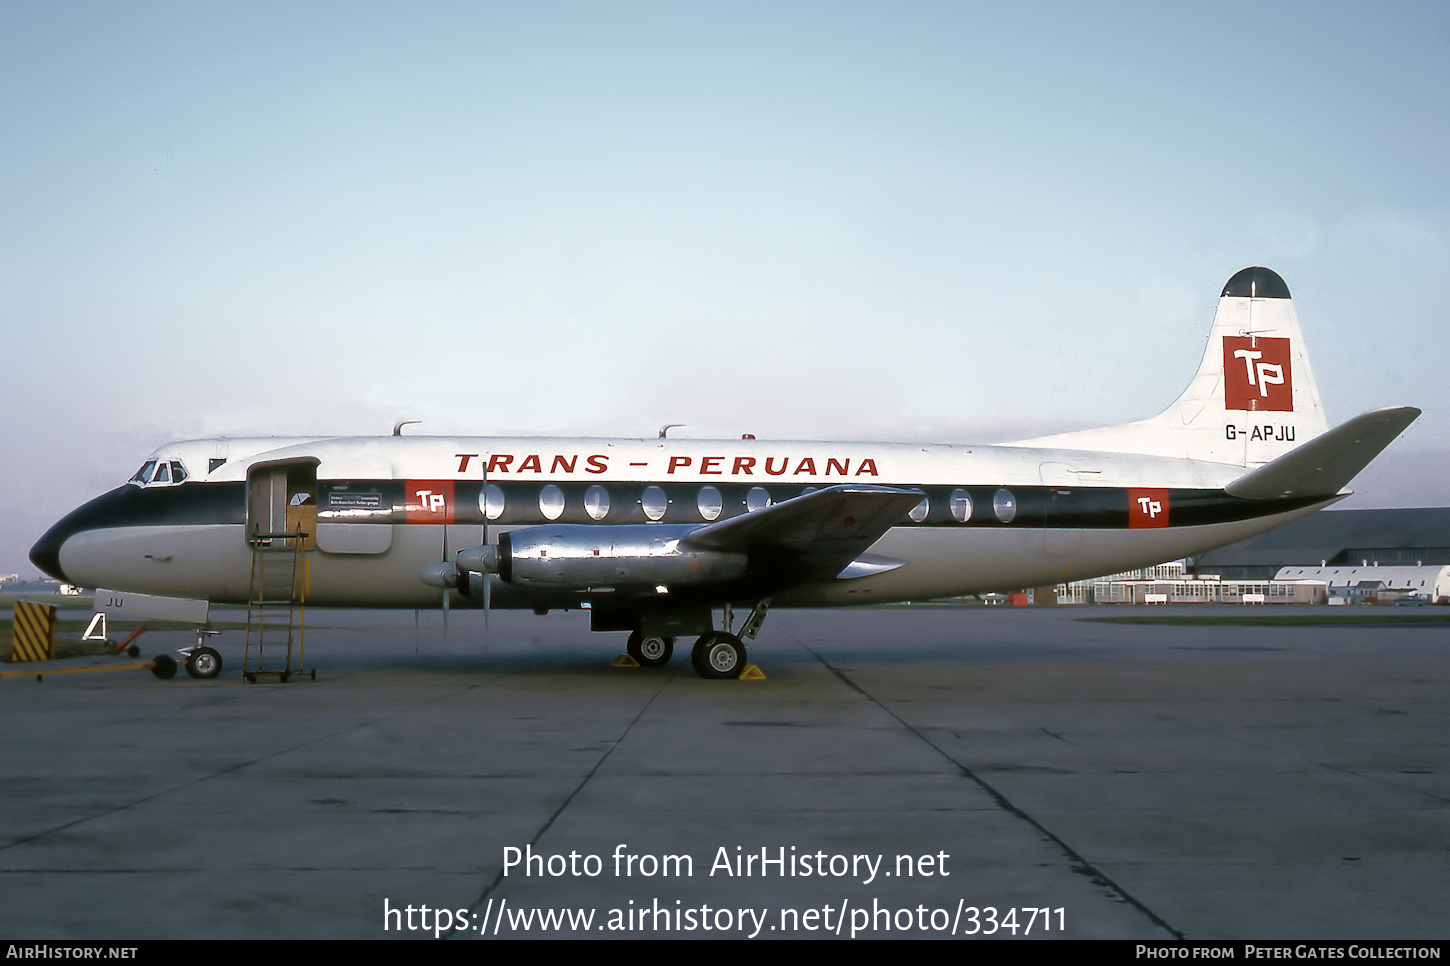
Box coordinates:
[9,600,57,662]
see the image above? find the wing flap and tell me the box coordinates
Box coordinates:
[1225,406,1420,500]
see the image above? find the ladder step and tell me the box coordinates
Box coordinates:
[244,538,307,683]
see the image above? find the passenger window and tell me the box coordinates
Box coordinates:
[746,487,771,512]
[641,486,668,521]
[481,484,505,521]
[539,484,566,521]
[697,486,723,521]
[993,488,1017,524]
[908,496,929,523]
[949,489,973,523]
[584,485,610,521]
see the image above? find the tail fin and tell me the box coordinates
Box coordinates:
[1004,267,1329,466]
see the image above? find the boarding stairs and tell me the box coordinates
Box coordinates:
[242,531,313,682]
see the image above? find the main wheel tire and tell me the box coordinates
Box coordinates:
[627,631,674,667]
[186,646,223,679]
[691,633,745,679]
[151,655,178,679]
[690,633,716,676]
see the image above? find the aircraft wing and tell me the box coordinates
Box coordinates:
[682,484,924,582]
[1225,406,1420,500]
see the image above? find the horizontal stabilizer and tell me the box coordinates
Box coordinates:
[1225,407,1420,500]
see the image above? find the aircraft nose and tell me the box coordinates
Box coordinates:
[29,521,70,583]
[28,486,135,585]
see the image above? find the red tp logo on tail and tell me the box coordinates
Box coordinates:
[1223,336,1294,412]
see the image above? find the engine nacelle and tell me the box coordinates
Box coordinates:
[488,525,747,590]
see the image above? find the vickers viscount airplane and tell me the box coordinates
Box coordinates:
[31,268,1419,679]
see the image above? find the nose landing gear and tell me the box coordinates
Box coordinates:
[185,646,223,679]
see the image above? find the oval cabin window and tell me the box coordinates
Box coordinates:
[481,484,505,521]
[539,484,566,521]
[584,485,610,521]
[993,488,1017,524]
[697,486,723,521]
[641,486,668,521]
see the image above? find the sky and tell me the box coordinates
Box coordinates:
[2,1,1447,576]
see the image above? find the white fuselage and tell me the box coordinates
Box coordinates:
[42,433,1335,610]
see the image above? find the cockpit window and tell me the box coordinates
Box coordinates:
[127,458,188,486]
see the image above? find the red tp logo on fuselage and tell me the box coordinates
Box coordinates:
[405,480,455,524]
[1128,488,1169,529]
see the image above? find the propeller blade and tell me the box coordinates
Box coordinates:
[482,454,490,642]
[440,524,450,643]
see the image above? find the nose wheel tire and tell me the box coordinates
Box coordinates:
[627,631,674,667]
[185,646,223,679]
[151,655,178,679]
[691,633,745,679]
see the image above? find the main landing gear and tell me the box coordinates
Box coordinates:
[623,628,746,678]
[691,632,747,679]
[621,600,771,679]
[626,630,674,667]
[690,599,770,680]
[694,599,771,679]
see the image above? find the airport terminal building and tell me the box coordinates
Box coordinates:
[1050,507,1450,605]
